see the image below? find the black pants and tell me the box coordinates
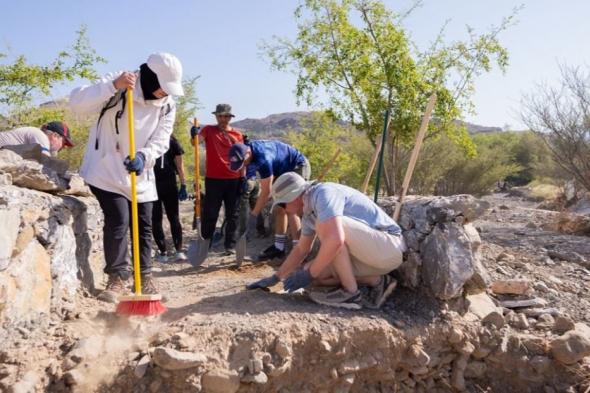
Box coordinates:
[90,185,153,280]
[202,177,241,249]
[152,181,182,254]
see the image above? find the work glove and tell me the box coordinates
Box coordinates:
[190,125,200,140]
[283,269,313,292]
[240,177,248,194]
[178,184,188,201]
[124,152,146,175]
[247,214,258,235]
[246,274,280,291]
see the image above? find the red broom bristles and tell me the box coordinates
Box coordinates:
[116,300,167,316]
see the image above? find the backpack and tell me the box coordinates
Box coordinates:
[94,89,173,150]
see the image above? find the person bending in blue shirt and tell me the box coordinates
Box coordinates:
[246,172,406,310]
[228,140,310,261]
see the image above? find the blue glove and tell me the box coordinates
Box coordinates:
[283,269,313,292]
[247,214,258,235]
[246,274,280,290]
[178,184,188,201]
[124,152,146,175]
[190,125,200,140]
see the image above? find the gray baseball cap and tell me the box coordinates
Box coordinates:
[212,104,234,117]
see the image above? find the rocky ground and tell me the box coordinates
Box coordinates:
[1,192,590,393]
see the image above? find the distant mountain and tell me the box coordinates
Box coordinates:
[458,120,502,134]
[232,112,316,139]
[233,111,502,138]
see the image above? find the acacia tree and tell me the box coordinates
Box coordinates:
[521,66,590,192]
[263,0,516,194]
[172,77,201,184]
[0,26,105,121]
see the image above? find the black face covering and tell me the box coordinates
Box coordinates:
[139,63,161,100]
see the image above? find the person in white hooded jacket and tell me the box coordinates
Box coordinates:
[69,52,183,303]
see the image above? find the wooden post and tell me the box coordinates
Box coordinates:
[393,93,437,221]
[361,137,383,194]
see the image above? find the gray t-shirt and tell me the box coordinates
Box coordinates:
[0,127,50,155]
[301,182,402,237]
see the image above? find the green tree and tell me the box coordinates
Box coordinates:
[0,26,105,118]
[263,0,517,194]
[286,112,372,187]
[172,77,201,185]
[413,133,520,196]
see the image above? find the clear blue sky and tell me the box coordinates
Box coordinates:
[2,0,589,129]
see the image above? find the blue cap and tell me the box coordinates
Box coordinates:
[229,143,249,171]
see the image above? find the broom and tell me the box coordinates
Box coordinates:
[116,88,166,316]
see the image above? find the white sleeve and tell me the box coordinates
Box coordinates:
[138,102,176,169]
[68,72,121,115]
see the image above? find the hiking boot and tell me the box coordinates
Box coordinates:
[367,275,398,309]
[174,251,187,261]
[154,252,169,263]
[309,288,363,310]
[97,274,128,304]
[141,274,168,302]
[141,274,160,295]
[257,245,285,261]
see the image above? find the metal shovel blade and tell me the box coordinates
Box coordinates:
[187,237,210,267]
[235,233,247,267]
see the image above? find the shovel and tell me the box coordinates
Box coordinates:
[235,148,341,267]
[187,118,210,267]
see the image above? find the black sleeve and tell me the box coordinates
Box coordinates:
[170,137,184,156]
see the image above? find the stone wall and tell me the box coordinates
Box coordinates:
[379,195,491,300]
[0,148,104,327]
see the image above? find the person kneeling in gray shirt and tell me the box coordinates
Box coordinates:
[246,172,406,310]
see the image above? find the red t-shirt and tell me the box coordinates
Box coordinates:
[200,125,244,179]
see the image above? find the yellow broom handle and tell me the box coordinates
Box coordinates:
[127,88,142,295]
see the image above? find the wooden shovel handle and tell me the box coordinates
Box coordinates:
[318,148,341,181]
[393,93,437,221]
[193,118,201,218]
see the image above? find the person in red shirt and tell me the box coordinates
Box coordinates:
[191,104,244,254]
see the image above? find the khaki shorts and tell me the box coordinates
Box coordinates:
[341,216,405,277]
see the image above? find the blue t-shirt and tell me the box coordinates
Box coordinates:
[301,183,401,236]
[247,140,306,179]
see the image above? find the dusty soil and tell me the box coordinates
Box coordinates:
[1,194,590,393]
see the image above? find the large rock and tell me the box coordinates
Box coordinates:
[0,238,52,323]
[202,369,240,393]
[379,195,490,298]
[152,347,207,370]
[0,206,20,271]
[0,149,69,192]
[0,184,103,327]
[550,323,590,364]
[420,222,475,299]
[466,292,500,319]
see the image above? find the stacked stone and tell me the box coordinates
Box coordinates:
[0,148,103,327]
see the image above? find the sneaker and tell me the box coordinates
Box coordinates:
[309,288,363,310]
[367,275,398,309]
[224,248,236,256]
[174,251,187,261]
[257,245,285,261]
[97,274,128,304]
[154,252,168,263]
